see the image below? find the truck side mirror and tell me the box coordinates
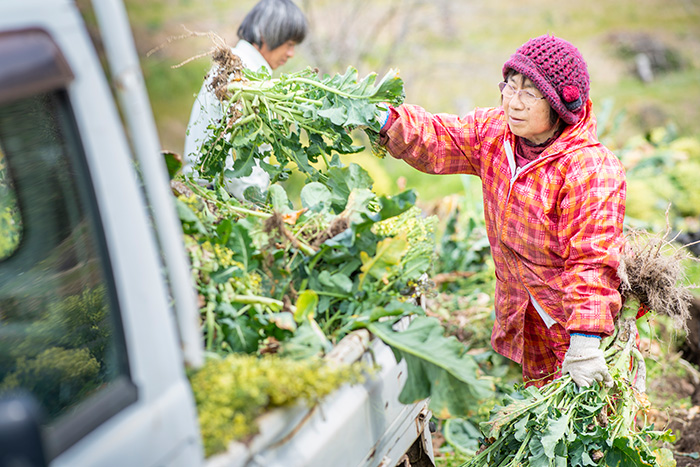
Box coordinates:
[0,393,48,467]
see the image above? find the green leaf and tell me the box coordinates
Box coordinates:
[317,103,348,126]
[210,266,243,284]
[294,289,318,323]
[269,312,297,332]
[326,163,374,210]
[378,190,417,220]
[219,315,260,354]
[653,448,676,467]
[344,188,377,224]
[513,413,530,442]
[372,69,405,105]
[401,255,432,281]
[528,437,549,467]
[225,145,257,178]
[541,410,570,459]
[162,150,182,179]
[317,270,353,294]
[569,440,598,467]
[215,218,233,244]
[175,198,206,234]
[483,385,547,439]
[269,184,293,214]
[367,300,418,322]
[300,182,332,213]
[442,418,482,455]
[359,235,407,286]
[344,163,375,191]
[367,316,494,419]
[278,321,325,359]
[226,223,255,272]
[605,437,655,467]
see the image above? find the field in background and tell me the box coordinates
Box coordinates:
[126,0,700,201]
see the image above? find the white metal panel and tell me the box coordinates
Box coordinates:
[91,0,203,368]
[0,1,203,465]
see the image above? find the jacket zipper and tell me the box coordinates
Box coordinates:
[501,140,557,328]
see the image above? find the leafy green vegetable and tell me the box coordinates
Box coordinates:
[194,62,404,185]
[461,318,675,467]
[368,316,495,419]
[174,161,442,354]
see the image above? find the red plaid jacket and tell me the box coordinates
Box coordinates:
[381,100,626,364]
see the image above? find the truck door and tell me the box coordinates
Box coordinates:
[0,6,201,467]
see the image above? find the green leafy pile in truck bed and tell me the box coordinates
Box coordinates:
[177,64,497,454]
[189,353,366,457]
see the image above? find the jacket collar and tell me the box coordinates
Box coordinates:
[503,99,599,170]
[232,40,272,74]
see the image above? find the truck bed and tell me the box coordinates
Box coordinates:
[207,329,433,467]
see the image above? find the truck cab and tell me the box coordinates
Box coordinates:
[0,1,433,466]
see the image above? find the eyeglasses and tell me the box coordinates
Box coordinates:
[499,81,546,107]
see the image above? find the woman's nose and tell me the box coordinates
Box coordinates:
[508,91,526,109]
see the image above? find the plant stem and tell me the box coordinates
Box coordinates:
[285,77,368,100]
[231,294,293,312]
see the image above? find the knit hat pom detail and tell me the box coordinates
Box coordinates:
[562,85,582,111]
[562,85,579,102]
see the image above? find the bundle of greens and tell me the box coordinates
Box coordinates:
[193,45,403,185]
[463,318,675,467]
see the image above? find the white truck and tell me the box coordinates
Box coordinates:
[0,0,434,466]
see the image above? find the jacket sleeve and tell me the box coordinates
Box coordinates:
[561,150,626,336]
[380,104,484,176]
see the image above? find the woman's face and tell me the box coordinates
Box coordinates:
[257,40,297,70]
[502,73,559,145]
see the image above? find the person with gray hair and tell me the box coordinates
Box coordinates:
[183,0,308,200]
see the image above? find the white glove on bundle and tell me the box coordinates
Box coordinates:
[561,334,613,388]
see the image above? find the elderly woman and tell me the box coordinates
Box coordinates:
[184,0,308,199]
[378,35,626,388]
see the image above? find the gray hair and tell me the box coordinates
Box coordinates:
[237,0,308,50]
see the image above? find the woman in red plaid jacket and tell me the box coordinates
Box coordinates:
[378,35,626,388]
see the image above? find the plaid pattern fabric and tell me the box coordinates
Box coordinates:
[522,302,569,387]
[383,100,626,367]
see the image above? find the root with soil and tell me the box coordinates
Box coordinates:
[617,215,699,335]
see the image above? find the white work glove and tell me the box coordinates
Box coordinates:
[561,334,613,388]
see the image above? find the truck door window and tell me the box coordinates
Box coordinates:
[0,90,134,458]
[0,150,21,258]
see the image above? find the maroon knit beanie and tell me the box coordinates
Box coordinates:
[502,35,590,125]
